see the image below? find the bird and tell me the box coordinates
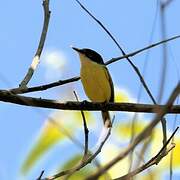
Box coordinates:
[72,47,114,127]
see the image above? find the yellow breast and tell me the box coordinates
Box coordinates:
[79,54,112,102]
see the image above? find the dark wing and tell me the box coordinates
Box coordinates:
[104,66,114,102]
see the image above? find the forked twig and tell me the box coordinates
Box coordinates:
[40,122,113,179]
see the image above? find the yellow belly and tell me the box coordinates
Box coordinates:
[80,59,112,102]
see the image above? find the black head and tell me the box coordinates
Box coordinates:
[72,47,104,64]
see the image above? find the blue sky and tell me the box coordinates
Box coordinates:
[0,0,180,179]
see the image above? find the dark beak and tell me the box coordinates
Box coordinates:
[72,47,82,53]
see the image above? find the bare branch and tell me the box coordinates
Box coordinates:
[19,0,51,87]
[86,83,180,180]
[105,35,180,65]
[0,89,179,113]
[10,76,80,94]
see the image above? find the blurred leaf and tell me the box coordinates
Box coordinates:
[58,154,92,180]
[115,120,147,139]
[99,144,129,179]
[115,87,130,103]
[137,170,159,180]
[73,111,95,126]
[21,109,95,175]
[172,138,180,167]
[58,154,110,179]
[62,154,82,170]
[21,120,65,174]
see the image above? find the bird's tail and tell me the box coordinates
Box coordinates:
[101,110,112,128]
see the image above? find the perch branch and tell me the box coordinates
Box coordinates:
[0,89,179,113]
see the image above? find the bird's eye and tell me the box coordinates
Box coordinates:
[86,53,93,59]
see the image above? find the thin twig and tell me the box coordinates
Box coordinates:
[86,83,180,180]
[158,1,168,103]
[128,114,138,172]
[106,35,180,65]
[73,91,89,158]
[0,89,180,113]
[37,170,45,180]
[128,1,160,172]
[113,127,179,180]
[10,76,80,94]
[161,0,174,8]
[128,117,153,174]
[19,0,51,87]
[134,136,154,180]
[157,0,171,155]
[134,135,153,169]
